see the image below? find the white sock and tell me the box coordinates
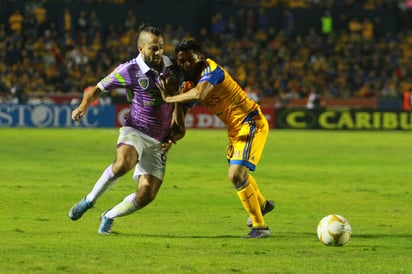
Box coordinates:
[86,164,118,203]
[105,193,142,219]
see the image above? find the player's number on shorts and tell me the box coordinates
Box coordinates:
[161,153,166,166]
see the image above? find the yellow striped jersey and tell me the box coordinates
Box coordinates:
[198,58,260,130]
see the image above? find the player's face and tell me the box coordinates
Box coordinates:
[176,50,204,79]
[139,33,164,68]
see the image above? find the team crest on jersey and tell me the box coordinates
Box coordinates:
[138,77,150,89]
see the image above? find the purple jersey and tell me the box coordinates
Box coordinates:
[97,54,175,142]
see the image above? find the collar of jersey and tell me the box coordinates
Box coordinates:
[136,54,173,74]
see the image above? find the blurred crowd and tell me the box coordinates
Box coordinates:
[207,1,412,105]
[1,0,412,104]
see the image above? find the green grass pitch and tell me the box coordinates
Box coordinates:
[0,128,411,273]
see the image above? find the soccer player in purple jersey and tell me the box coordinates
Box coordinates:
[68,24,186,235]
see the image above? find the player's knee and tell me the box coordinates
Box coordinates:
[135,190,157,207]
[135,178,160,207]
[112,159,133,177]
[228,172,238,184]
[228,167,249,188]
[228,172,246,188]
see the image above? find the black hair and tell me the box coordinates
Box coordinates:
[137,23,163,40]
[175,40,204,55]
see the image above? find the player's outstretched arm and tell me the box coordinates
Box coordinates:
[71,86,102,121]
[157,81,213,103]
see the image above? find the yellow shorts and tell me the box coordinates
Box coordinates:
[226,111,269,171]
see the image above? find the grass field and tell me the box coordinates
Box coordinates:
[0,128,411,273]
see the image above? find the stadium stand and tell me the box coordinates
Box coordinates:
[0,0,411,110]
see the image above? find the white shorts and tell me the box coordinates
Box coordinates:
[117,126,166,181]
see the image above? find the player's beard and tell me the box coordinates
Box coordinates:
[144,55,163,73]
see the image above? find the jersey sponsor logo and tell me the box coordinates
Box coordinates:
[138,77,149,89]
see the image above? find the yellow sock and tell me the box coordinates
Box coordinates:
[237,182,266,227]
[248,175,266,209]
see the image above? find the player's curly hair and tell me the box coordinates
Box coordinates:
[175,40,204,55]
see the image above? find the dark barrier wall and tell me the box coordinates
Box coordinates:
[2,104,411,130]
[276,108,412,130]
[115,104,276,128]
[0,104,114,127]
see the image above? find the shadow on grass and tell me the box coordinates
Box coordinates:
[352,233,412,239]
[104,231,412,240]
[108,232,253,239]
[106,231,315,239]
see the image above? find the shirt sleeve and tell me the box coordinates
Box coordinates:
[198,65,225,86]
[97,64,130,92]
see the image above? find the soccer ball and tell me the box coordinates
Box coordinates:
[180,81,194,93]
[317,214,352,246]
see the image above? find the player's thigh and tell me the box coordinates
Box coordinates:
[133,147,166,182]
[247,116,269,164]
[117,126,145,157]
[228,118,268,169]
[249,128,267,163]
[113,144,138,174]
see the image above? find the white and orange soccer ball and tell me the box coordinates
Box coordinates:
[317,214,352,246]
[180,81,194,93]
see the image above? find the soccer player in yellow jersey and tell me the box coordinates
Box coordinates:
[159,40,275,238]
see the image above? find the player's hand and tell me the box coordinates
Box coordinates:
[71,106,87,121]
[156,80,171,103]
[180,81,194,93]
[162,139,174,152]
